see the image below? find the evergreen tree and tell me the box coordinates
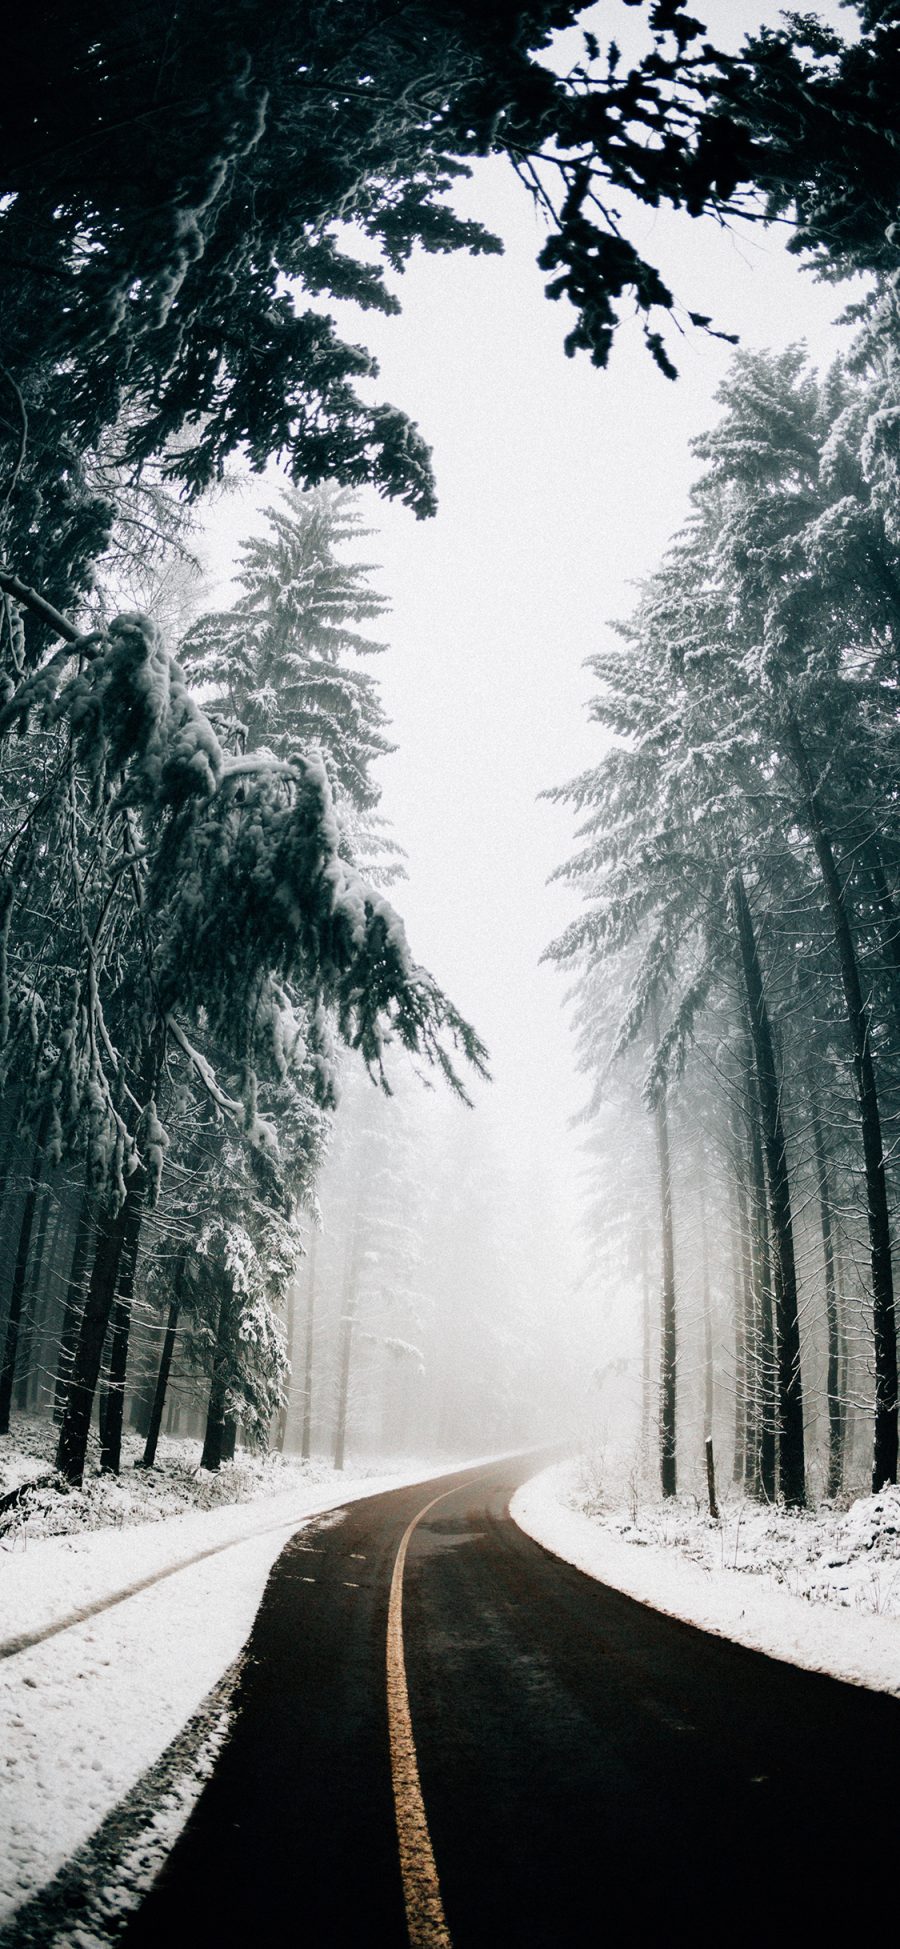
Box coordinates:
[549,333,900,1499]
[0,592,485,1482]
[689,346,900,1488]
[5,3,900,638]
[180,485,402,874]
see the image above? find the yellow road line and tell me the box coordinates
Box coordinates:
[387,1484,466,1949]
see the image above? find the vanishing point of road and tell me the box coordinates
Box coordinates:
[123,1452,900,1947]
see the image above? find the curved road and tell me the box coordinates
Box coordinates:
[124,1453,900,1946]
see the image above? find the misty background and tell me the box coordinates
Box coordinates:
[189,0,859,1477]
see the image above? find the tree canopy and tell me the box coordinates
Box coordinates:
[3,1,899,631]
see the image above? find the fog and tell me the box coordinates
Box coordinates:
[193,0,862,1486]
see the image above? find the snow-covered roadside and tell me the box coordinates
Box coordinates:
[0,1452,489,1934]
[511,1463,900,1699]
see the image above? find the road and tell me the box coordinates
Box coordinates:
[123,1452,900,1946]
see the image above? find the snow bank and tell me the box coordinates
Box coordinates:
[511,1463,900,1699]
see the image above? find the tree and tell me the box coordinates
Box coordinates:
[652,1011,678,1498]
[180,485,402,872]
[188,1146,300,1470]
[550,330,900,1499]
[300,1059,431,1469]
[5,2,900,640]
[689,346,900,1488]
[728,870,805,1505]
[0,590,485,1482]
[721,8,900,284]
[0,1102,51,1432]
[176,482,418,1466]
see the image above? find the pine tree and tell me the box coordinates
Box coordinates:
[549,333,900,1500]
[6,3,900,649]
[0,593,485,1482]
[180,485,402,873]
[689,346,900,1488]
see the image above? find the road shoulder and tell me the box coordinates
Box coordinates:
[510,1462,900,1698]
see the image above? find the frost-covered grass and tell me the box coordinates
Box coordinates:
[567,1451,900,1617]
[0,1415,341,1543]
[511,1458,900,1701]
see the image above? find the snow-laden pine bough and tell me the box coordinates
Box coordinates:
[0,578,488,1485]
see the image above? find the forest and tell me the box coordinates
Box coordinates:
[549,325,900,1510]
[2,0,900,1516]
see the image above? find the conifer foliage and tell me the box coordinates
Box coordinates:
[180,485,400,868]
[0,491,486,1483]
[549,317,900,1504]
[4,3,900,633]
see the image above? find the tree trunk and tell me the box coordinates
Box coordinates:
[141,1297,180,1467]
[0,1103,51,1434]
[744,1043,776,1501]
[14,1178,52,1413]
[0,1104,16,1229]
[29,1188,70,1415]
[834,1234,851,1473]
[333,1286,357,1474]
[99,1188,144,1473]
[53,1187,94,1424]
[808,1082,844,1500]
[730,871,805,1506]
[200,1288,232,1472]
[129,1346,157,1437]
[276,1274,298,1455]
[700,1193,714,1441]
[705,1435,718,1521]
[730,1167,748,1489]
[867,842,900,1046]
[785,715,898,1490]
[639,1223,651,1466]
[141,1259,185,1468]
[334,1189,362,1473]
[301,1229,318,1463]
[55,1170,143,1485]
[653,1069,677,1499]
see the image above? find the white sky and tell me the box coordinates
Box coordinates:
[203,2,862,1278]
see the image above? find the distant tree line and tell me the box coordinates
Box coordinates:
[276,1062,570,1473]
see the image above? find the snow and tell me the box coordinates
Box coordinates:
[511,1461,900,1700]
[0,1441,490,1935]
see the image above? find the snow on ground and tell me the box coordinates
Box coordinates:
[0,1426,481,1938]
[19,1433,897,1940]
[511,1460,900,1699]
[0,1420,342,1539]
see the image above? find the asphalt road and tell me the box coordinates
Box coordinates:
[122,1453,900,1946]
